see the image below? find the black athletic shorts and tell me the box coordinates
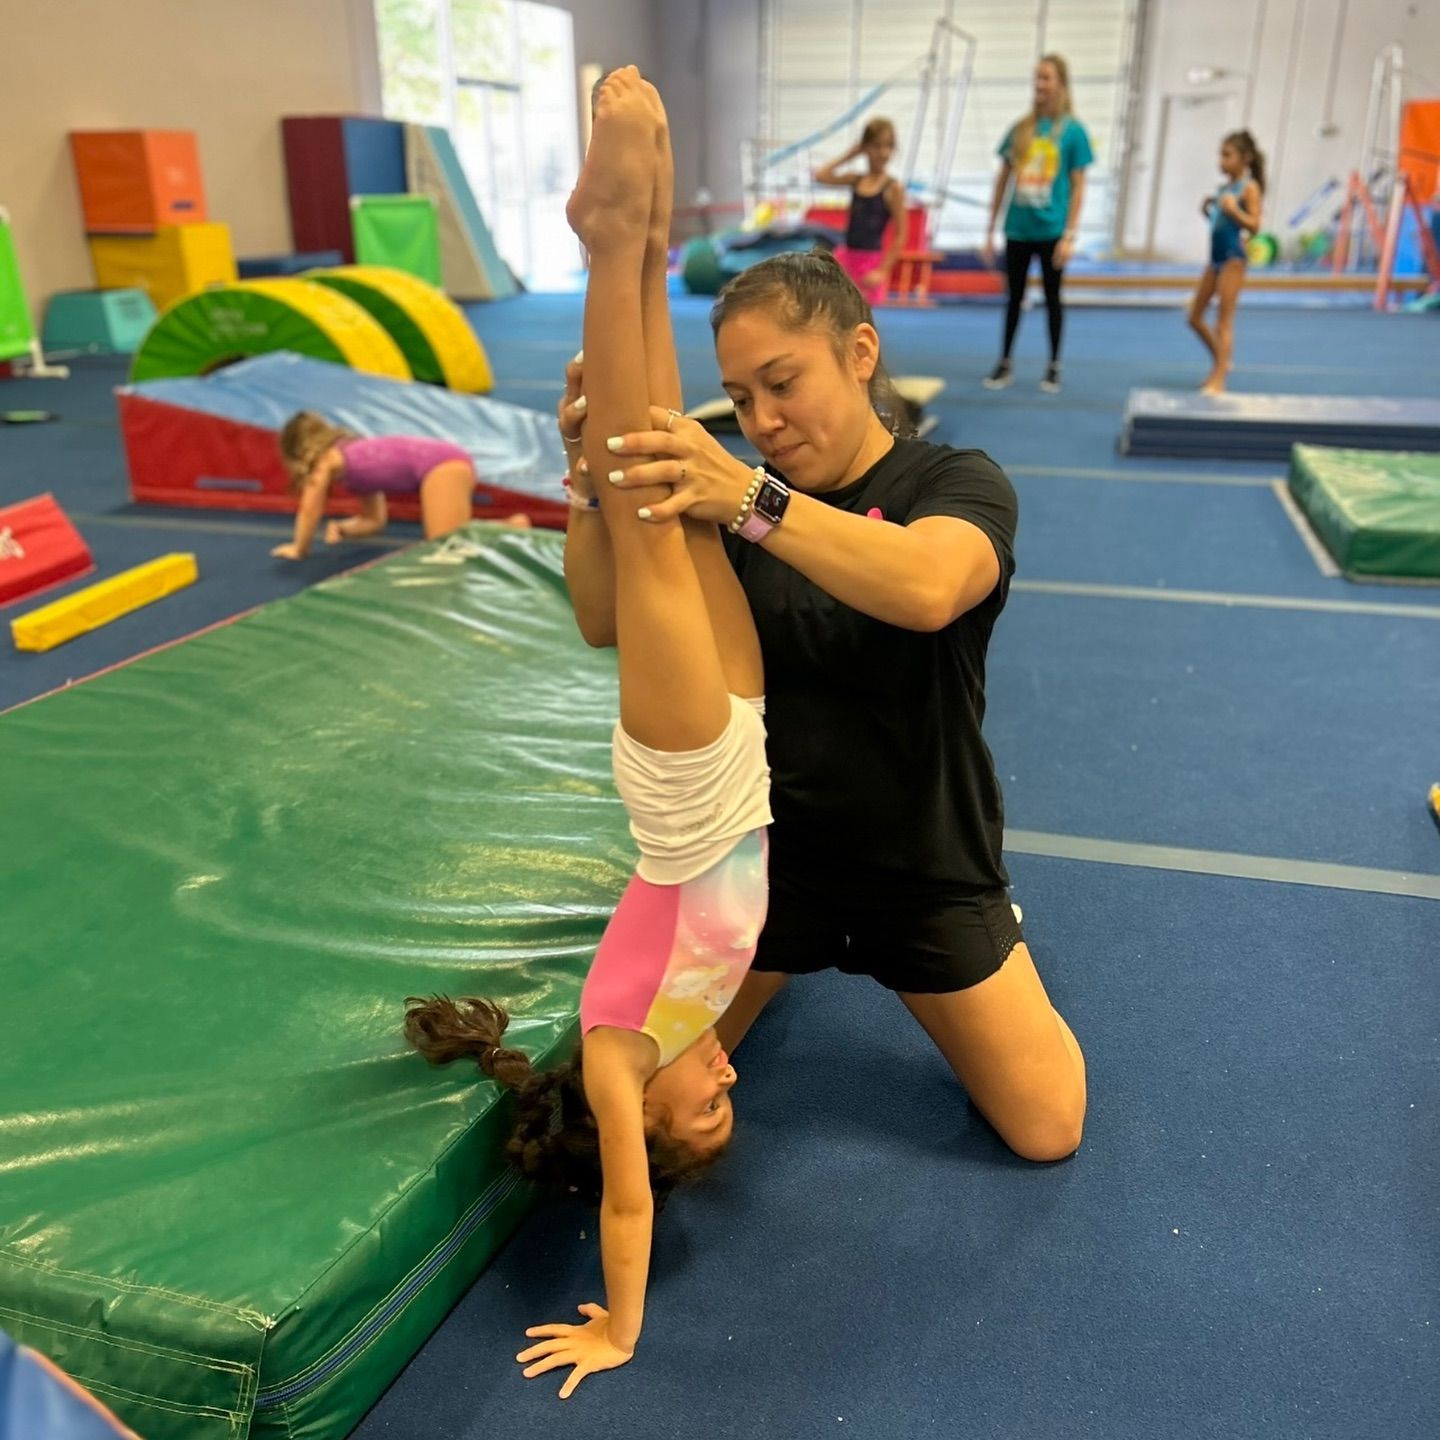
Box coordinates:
[752,855,1025,994]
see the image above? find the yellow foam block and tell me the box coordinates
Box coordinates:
[12,553,198,653]
[90,223,237,309]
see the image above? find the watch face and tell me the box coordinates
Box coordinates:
[753,478,790,525]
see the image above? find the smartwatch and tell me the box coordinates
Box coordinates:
[737,475,792,543]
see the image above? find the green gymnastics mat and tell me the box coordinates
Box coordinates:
[1287,444,1440,581]
[0,527,628,1439]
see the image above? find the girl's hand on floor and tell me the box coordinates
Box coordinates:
[603,407,755,525]
[324,521,345,546]
[517,1302,635,1399]
[270,542,303,560]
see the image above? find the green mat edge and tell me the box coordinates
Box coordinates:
[1287,443,1440,580]
[3,528,613,1439]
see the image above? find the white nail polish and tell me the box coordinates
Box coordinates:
[573,395,587,413]
[572,349,584,364]
[608,470,624,484]
[606,436,623,452]
[637,507,652,520]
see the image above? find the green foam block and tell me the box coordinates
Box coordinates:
[1288,443,1440,581]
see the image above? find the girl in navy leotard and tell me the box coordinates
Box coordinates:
[1188,130,1266,395]
[813,118,906,306]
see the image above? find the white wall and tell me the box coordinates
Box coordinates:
[0,0,383,327]
[1122,0,1440,259]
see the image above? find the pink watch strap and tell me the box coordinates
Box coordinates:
[737,507,776,543]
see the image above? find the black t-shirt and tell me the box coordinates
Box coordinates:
[725,438,1018,895]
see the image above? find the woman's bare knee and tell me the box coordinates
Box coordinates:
[996,1094,1086,1162]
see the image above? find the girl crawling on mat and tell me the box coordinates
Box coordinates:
[404,68,770,1399]
[271,416,505,559]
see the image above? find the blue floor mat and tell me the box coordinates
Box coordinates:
[987,588,1440,874]
[351,858,1438,1440]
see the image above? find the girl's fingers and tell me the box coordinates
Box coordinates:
[522,1353,576,1379]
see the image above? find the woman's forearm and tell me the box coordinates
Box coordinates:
[1064,173,1086,235]
[988,166,1010,233]
[764,493,976,631]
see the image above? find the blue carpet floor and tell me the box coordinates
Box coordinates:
[3,296,1436,1437]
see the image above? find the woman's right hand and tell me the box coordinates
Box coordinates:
[557,350,591,495]
[980,235,996,268]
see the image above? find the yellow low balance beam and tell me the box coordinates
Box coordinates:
[12,553,198,653]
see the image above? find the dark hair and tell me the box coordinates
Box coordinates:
[860,117,895,148]
[708,248,913,437]
[403,995,721,1206]
[1224,130,1267,192]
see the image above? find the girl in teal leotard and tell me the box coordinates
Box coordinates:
[1188,130,1265,394]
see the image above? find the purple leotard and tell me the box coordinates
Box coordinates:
[337,436,472,496]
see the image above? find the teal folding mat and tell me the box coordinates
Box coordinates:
[0,526,628,1439]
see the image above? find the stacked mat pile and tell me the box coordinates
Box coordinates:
[1121,389,1440,462]
[0,527,626,1439]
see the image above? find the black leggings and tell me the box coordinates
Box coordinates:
[1002,238,1064,362]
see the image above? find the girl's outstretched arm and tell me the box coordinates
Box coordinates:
[516,1030,654,1398]
[273,451,342,559]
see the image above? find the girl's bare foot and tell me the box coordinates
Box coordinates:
[567,66,656,247]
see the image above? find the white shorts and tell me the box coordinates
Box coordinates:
[612,694,773,885]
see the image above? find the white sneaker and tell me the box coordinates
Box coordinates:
[983,361,1014,390]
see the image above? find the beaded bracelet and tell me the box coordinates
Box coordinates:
[727,466,766,534]
[562,475,600,511]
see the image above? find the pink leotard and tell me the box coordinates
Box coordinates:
[338,436,472,495]
[581,829,768,1067]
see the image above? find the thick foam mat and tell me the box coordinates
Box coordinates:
[0,525,627,1439]
[1121,389,1440,461]
[1287,444,1440,581]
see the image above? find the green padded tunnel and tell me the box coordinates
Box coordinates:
[1287,443,1440,581]
[0,527,628,1440]
[130,278,412,382]
[305,264,493,392]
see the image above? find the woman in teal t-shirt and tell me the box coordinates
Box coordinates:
[981,54,1094,393]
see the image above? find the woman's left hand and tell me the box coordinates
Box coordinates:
[861,266,887,289]
[1053,235,1074,268]
[604,407,757,525]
